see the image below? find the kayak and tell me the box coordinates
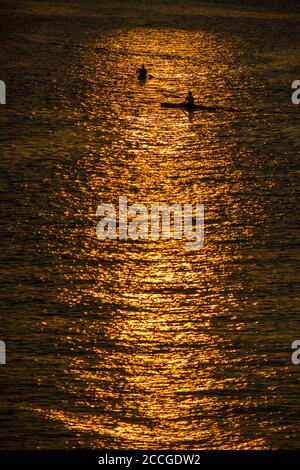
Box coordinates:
[138,74,154,81]
[161,102,218,111]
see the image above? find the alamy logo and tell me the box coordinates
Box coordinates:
[0,341,6,365]
[291,340,300,365]
[0,81,6,104]
[291,80,300,105]
[96,196,204,250]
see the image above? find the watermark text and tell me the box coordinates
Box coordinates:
[0,80,6,105]
[0,341,6,365]
[96,197,204,250]
[291,80,300,105]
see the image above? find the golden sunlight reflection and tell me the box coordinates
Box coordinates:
[33,28,272,449]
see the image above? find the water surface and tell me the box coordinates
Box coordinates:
[0,0,299,449]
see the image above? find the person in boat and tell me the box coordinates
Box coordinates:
[185,91,195,107]
[138,64,147,80]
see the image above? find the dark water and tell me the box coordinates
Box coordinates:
[0,0,299,449]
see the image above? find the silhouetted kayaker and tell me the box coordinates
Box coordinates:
[185,91,195,107]
[138,64,147,80]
